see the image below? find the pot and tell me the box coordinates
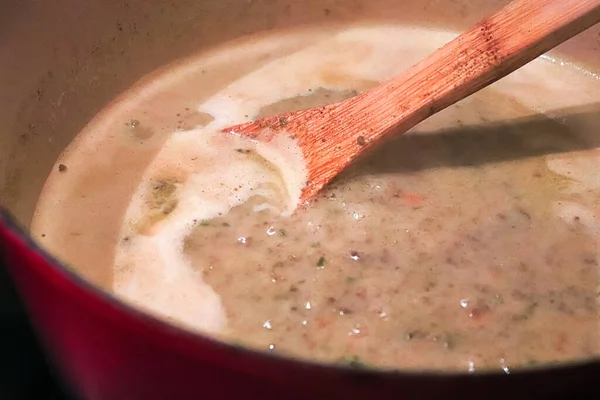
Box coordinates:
[1,0,599,399]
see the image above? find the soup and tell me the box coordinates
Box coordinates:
[30,24,600,372]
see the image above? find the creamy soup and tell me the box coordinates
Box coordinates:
[31,24,600,372]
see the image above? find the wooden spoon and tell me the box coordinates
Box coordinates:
[223,0,600,205]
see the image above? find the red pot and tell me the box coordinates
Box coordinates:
[2,209,343,399]
[2,210,599,399]
[1,0,599,398]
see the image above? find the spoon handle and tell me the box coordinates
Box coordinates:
[350,0,600,139]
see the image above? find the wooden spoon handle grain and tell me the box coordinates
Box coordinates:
[349,0,600,140]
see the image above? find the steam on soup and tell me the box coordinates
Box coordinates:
[31,25,600,372]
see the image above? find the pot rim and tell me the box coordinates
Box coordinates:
[1,208,597,379]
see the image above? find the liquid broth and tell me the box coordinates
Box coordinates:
[31,25,600,372]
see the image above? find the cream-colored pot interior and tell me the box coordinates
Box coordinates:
[2,0,599,225]
[1,0,600,372]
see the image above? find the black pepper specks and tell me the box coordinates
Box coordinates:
[58,164,68,173]
[356,136,367,146]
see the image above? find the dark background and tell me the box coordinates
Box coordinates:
[0,259,71,400]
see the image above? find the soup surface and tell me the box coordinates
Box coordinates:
[31,24,600,372]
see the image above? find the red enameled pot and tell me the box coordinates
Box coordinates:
[1,0,599,398]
